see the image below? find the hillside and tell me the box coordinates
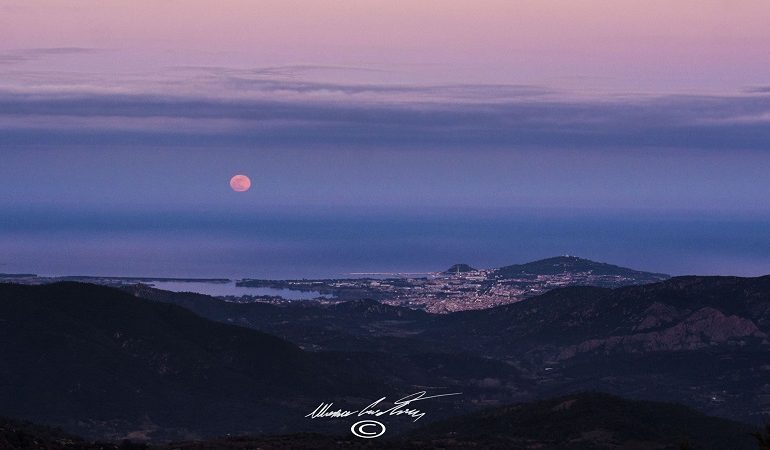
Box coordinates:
[493,255,670,281]
[0,282,381,440]
[428,275,770,422]
[437,275,770,356]
[410,392,759,450]
[0,282,529,441]
[123,285,433,353]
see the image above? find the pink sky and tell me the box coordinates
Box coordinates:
[2,0,770,93]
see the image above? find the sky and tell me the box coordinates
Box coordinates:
[1,1,770,277]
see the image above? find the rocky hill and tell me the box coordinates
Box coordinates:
[493,255,670,282]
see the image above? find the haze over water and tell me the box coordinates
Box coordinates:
[3,207,769,279]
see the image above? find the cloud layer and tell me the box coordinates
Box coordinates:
[2,77,770,151]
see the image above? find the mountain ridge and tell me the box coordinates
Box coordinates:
[492,255,670,280]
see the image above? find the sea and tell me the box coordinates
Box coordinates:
[2,208,769,279]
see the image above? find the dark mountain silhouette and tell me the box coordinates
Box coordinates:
[410,392,759,450]
[1,416,79,450]
[0,282,386,440]
[493,255,669,281]
[1,393,761,449]
[123,285,433,353]
[0,282,527,441]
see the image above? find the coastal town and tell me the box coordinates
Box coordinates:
[237,256,670,313]
[2,256,670,313]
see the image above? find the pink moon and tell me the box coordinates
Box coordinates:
[229,174,251,192]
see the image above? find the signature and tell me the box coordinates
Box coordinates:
[305,390,461,423]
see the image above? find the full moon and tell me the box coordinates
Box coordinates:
[229,174,251,192]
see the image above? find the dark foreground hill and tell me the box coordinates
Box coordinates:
[0,282,527,441]
[410,392,760,450]
[0,282,377,440]
[1,393,763,450]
